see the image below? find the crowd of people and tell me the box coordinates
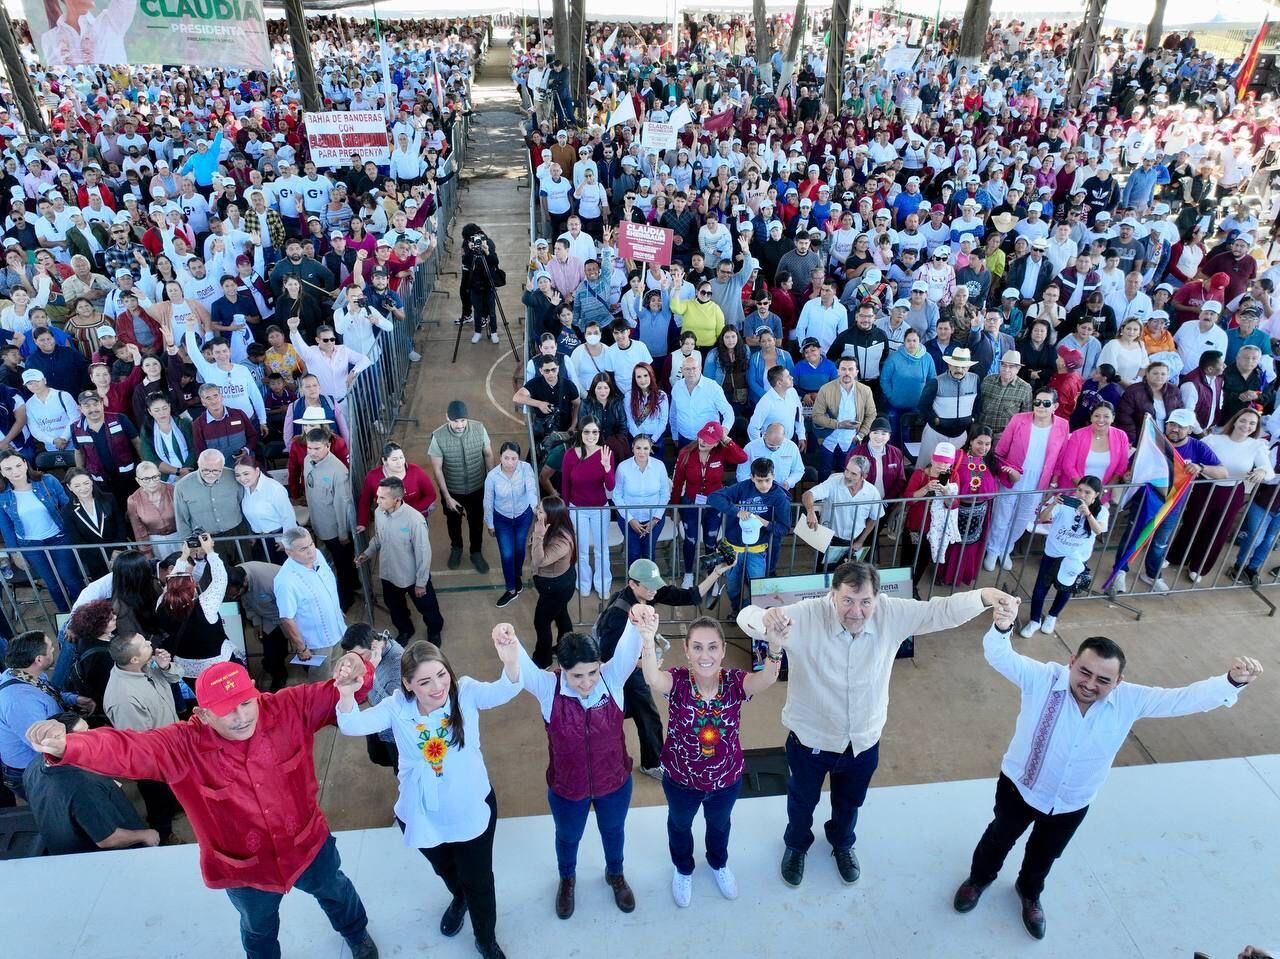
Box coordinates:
[0,8,1276,959]
[512,11,1280,656]
[0,12,483,828]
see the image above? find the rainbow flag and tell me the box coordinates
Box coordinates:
[1238,19,1270,101]
[1103,415,1195,590]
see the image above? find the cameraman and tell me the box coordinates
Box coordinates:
[461,224,502,345]
[593,558,734,778]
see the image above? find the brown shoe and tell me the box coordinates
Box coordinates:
[605,873,636,913]
[555,878,575,920]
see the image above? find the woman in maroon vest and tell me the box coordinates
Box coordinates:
[510,606,648,920]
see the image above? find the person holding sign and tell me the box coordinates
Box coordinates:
[737,562,1014,889]
[955,598,1262,940]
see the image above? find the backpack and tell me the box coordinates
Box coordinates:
[69,644,114,716]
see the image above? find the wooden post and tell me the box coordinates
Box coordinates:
[0,11,46,135]
[282,0,321,114]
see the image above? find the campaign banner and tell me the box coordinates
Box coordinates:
[616,221,673,266]
[306,111,392,169]
[25,0,272,71]
[640,121,677,152]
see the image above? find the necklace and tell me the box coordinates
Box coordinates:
[965,457,987,492]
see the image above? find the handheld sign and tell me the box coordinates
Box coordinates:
[617,222,674,266]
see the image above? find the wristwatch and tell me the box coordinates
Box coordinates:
[767,649,783,662]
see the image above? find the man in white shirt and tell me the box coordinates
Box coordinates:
[604,320,652,399]
[1174,302,1229,379]
[800,455,885,569]
[738,564,1014,888]
[954,603,1262,940]
[274,526,347,675]
[794,279,848,353]
[738,423,804,490]
[668,353,734,445]
[747,365,804,446]
[183,320,267,427]
[1104,271,1153,325]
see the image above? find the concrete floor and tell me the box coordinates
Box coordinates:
[12,756,1280,958]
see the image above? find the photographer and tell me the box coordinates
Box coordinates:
[461,224,503,346]
[593,558,734,779]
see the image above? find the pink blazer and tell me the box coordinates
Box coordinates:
[994,412,1069,490]
[1052,426,1131,491]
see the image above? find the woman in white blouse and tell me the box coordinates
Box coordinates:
[1168,407,1275,582]
[335,637,521,959]
[625,363,670,455]
[233,454,295,564]
[483,441,540,608]
[1098,318,1149,387]
[612,434,673,566]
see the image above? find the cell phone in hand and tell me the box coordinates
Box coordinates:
[1060,495,1081,510]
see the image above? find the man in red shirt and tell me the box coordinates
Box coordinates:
[26,657,379,959]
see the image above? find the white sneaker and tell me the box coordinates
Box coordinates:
[490,333,500,344]
[470,332,482,344]
[1161,560,1169,570]
[1019,621,1041,638]
[1139,572,1170,592]
[1040,615,1057,634]
[681,573,694,588]
[408,350,422,362]
[983,553,997,572]
[1001,554,1013,571]
[1188,571,1201,583]
[671,869,693,908]
[1111,571,1128,594]
[711,865,739,900]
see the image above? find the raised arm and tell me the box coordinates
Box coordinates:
[1131,657,1262,720]
[633,603,672,696]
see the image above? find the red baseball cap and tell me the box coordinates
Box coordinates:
[1208,272,1230,290]
[195,662,259,716]
[697,421,725,444]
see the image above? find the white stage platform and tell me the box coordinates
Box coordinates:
[10,756,1280,958]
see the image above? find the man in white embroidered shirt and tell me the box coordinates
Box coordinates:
[954,600,1262,940]
[738,561,1014,889]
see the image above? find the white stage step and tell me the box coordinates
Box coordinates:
[8,755,1280,958]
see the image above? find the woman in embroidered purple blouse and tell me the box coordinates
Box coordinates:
[638,612,781,907]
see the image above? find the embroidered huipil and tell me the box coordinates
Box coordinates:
[335,675,520,848]
[983,625,1243,814]
[660,667,750,792]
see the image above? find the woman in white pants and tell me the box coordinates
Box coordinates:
[984,388,1070,570]
[559,417,617,596]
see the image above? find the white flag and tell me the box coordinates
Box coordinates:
[668,103,695,130]
[607,95,637,130]
[603,27,619,52]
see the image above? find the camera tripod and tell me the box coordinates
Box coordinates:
[451,239,520,364]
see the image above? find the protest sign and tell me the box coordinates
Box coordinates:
[641,121,678,152]
[617,222,673,266]
[882,46,921,75]
[306,111,393,168]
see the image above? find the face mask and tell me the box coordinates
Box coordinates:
[585,333,602,346]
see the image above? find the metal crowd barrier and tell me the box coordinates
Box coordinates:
[550,475,1280,628]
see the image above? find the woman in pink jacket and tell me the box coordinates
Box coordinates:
[1051,402,1132,499]
[983,387,1070,570]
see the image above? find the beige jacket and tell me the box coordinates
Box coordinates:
[811,379,878,440]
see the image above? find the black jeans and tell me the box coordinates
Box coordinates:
[138,779,181,839]
[260,626,289,689]
[968,773,1090,899]
[1029,555,1075,623]
[783,733,880,853]
[399,790,499,947]
[323,537,359,610]
[622,668,664,770]
[445,488,485,554]
[383,579,445,643]
[532,568,575,667]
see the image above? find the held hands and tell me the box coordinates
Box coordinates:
[1228,657,1264,686]
[26,719,68,758]
[762,606,792,645]
[492,623,521,665]
[332,652,366,691]
[992,596,1020,631]
[629,603,659,643]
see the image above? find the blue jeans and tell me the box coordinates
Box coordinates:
[493,507,533,591]
[546,776,633,879]
[18,533,85,613]
[679,502,722,573]
[617,516,665,567]
[818,440,853,476]
[783,733,880,853]
[1235,502,1280,571]
[663,774,742,874]
[725,545,768,612]
[225,834,368,959]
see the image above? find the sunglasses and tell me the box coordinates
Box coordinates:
[698,289,712,296]
[1032,399,1056,408]
[318,337,336,343]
